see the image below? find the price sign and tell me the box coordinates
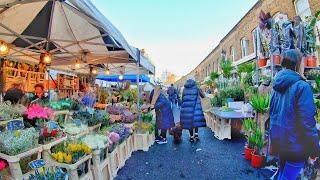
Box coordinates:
[29,159,46,170]
[47,121,58,129]
[7,120,24,131]
[73,119,81,127]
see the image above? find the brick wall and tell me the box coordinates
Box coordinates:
[175,0,320,86]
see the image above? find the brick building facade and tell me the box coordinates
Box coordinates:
[175,0,320,88]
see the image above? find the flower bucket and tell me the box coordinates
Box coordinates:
[258,59,267,67]
[251,152,264,168]
[273,55,281,65]
[307,56,317,67]
[244,146,253,160]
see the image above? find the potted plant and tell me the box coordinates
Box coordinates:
[243,118,256,160]
[251,128,265,168]
[305,13,320,67]
[220,59,232,79]
[272,54,281,65]
[250,94,270,136]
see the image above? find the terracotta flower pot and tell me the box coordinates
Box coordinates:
[304,57,309,67]
[244,146,254,160]
[307,56,317,67]
[251,152,265,168]
[273,55,281,65]
[258,59,267,67]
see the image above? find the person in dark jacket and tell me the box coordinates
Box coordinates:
[150,86,175,144]
[270,49,320,180]
[4,82,25,104]
[167,84,178,108]
[180,77,206,142]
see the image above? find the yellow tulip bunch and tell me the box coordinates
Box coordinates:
[67,143,92,154]
[51,151,73,164]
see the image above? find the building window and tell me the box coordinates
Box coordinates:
[230,46,235,62]
[294,0,311,20]
[252,28,259,54]
[240,37,249,57]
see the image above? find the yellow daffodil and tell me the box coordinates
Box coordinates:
[64,154,72,164]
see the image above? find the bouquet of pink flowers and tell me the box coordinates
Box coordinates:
[25,104,54,120]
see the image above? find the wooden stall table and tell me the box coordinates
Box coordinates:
[209,107,253,140]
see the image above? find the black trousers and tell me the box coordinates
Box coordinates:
[189,128,199,137]
[155,124,167,138]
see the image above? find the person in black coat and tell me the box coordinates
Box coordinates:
[3,83,25,104]
[180,78,206,142]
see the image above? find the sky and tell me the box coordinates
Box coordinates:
[91,0,258,78]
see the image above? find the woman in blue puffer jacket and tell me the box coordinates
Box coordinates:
[270,49,320,180]
[180,77,206,142]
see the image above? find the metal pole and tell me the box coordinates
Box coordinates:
[136,48,141,122]
[255,29,259,85]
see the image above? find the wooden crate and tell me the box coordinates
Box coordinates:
[109,145,121,178]
[134,132,154,152]
[91,145,112,180]
[0,146,43,180]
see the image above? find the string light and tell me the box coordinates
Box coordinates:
[75,60,80,69]
[91,68,97,74]
[40,52,52,64]
[105,64,110,75]
[105,69,110,75]
[0,40,9,56]
[119,75,124,80]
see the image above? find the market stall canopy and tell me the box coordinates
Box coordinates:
[96,74,151,83]
[0,0,156,74]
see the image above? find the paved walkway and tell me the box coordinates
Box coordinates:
[116,107,273,180]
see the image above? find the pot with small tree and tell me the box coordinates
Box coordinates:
[250,94,270,137]
[304,12,320,67]
[251,128,265,168]
[243,118,256,160]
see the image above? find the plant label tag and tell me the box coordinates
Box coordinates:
[7,120,24,131]
[47,121,58,129]
[29,159,46,170]
[73,119,81,127]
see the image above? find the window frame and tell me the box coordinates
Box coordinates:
[240,37,249,57]
[294,0,312,20]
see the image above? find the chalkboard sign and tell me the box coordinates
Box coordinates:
[29,159,46,170]
[73,119,81,127]
[7,120,24,131]
[47,121,58,129]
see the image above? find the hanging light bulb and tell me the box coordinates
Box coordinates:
[92,68,97,74]
[40,52,52,64]
[75,60,80,69]
[0,40,10,56]
[105,68,110,75]
[119,75,124,80]
[105,64,110,75]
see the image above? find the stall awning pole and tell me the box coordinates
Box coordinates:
[136,48,141,122]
